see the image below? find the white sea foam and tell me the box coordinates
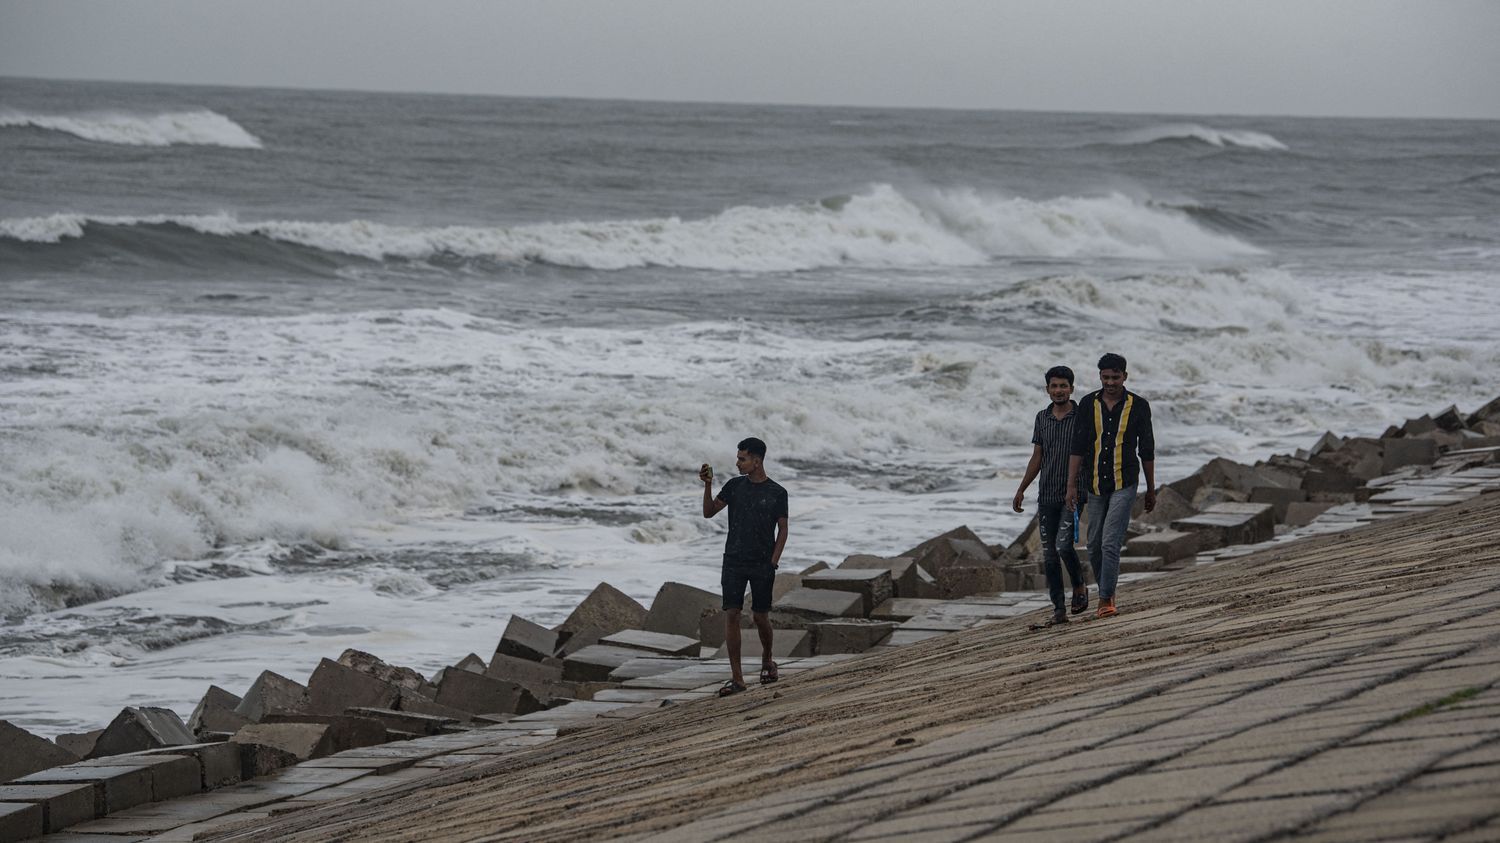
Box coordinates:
[0,108,263,148]
[0,185,1262,267]
[1117,123,1289,151]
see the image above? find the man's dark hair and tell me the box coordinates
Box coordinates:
[738,437,767,458]
[1098,353,1128,372]
[1045,365,1074,386]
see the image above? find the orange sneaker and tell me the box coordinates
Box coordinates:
[1096,597,1117,618]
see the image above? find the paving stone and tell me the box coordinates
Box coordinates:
[1285,500,1337,527]
[233,671,309,722]
[713,629,812,659]
[641,581,721,639]
[554,582,648,656]
[599,628,700,656]
[1125,529,1198,563]
[0,783,97,832]
[802,568,894,616]
[1118,555,1165,574]
[870,598,946,622]
[137,742,241,791]
[607,656,695,681]
[808,619,898,654]
[562,644,656,683]
[885,629,946,646]
[769,588,863,627]
[13,765,154,816]
[0,802,42,843]
[0,720,79,784]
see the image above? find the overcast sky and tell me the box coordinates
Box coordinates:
[2,0,1497,119]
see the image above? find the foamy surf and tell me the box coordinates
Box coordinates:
[1116,123,1289,151]
[0,184,1262,269]
[0,108,263,148]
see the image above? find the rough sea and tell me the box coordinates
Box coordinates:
[3,76,1498,737]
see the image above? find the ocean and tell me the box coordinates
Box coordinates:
[2,76,1497,737]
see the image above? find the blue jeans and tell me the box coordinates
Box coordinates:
[1087,487,1137,600]
[1037,501,1085,611]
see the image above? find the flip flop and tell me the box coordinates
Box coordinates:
[718,679,747,697]
[759,662,779,685]
[1071,588,1090,615]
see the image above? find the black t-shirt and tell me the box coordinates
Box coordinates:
[716,475,789,569]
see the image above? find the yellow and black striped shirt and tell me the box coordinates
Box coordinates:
[1070,389,1155,496]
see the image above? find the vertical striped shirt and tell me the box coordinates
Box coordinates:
[1071,389,1155,495]
[1031,401,1077,504]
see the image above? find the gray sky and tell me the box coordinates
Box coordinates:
[2,0,1497,119]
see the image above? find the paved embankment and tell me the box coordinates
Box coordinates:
[205,479,1500,842]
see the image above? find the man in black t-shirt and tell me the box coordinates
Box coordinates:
[701,436,789,696]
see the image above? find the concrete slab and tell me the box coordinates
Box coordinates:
[12,765,153,816]
[642,582,721,640]
[769,588,864,626]
[0,783,96,833]
[492,614,561,663]
[0,720,78,785]
[599,629,700,656]
[0,802,43,843]
[802,568,895,616]
[871,598,947,622]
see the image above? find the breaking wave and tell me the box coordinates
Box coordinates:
[1116,123,1289,151]
[0,108,262,148]
[0,184,1262,271]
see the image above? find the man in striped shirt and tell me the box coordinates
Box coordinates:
[1066,353,1157,619]
[1013,365,1090,625]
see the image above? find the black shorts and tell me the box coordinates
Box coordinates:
[722,566,775,613]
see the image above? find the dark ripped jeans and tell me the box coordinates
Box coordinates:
[1037,500,1086,611]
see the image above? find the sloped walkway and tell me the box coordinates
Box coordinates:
[214,488,1500,843]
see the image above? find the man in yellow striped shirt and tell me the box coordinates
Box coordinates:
[1065,353,1157,619]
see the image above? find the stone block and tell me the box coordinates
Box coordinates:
[231,723,340,763]
[1466,395,1500,427]
[562,645,649,683]
[1191,485,1247,508]
[1311,437,1384,481]
[801,568,893,617]
[434,669,531,715]
[911,564,943,598]
[1401,414,1438,437]
[838,555,923,598]
[771,571,802,601]
[870,598,946,622]
[0,802,42,842]
[1309,431,1344,456]
[188,685,251,737]
[138,742,241,790]
[393,688,473,723]
[1118,556,1164,574]
[936,564,1005,599]
[1125,530,1198,564]
[305,658,401,716]
[344,707,455,737]
[234,671,308,722]
[260,714,386,754]
[808,620,897,655]
[901,525,989,574]
[0,783,96,832]
[642,582,720,640]
[1171,502,1275,550]
[0,721,79,784]
[1384,437,1438,473]
[599,629,700,657]
[125,754,201,801]
[484,652,565,687]
[52,730,101,760]
[13,764,153,815]
[336,649,431,694]
[1283,500,1336,527]
[1195,457,1269,494]
[1135,485,1195,527]
[1249,485,1308,522]
[554,582,648,656]
[1301,467,1359,495]
[767,588,863,628]
[494,615,561,663]
[713,629,812,660]
[87,707,196,760]
[236,742,299,779]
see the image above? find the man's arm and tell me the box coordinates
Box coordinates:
[702,471,727,518]
[1065,454,1083,511]
[770,516,788,569]
[1066,396,1092,511]
[1139,401,1157,512]
[1013,444,1043,513]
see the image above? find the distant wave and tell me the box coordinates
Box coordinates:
[0,108,262,148]
[0,185,1262,270]
[1115,123,1288,151]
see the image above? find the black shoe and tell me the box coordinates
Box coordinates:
[1071,587,1089,615]
[1049,608,1069,626]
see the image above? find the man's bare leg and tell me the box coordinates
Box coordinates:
[754,611,777,680]
[725,609,745,686]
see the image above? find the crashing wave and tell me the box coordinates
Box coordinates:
[1115,123,1288,151]
[0,108,262,148]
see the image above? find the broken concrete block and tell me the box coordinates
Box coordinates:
[801,568,893,617]
[494,615,562,663]
[768,588,863,628]
[554,583,648,656]
[336,649,431,694]
[1284,500,1336,527]
[1135,485,1196,527]
[0,721,78,784]
[305,658,401,716]
[1124,530,1198,564]
[188,685,251,737]
[1384,437,1438,473]
[484,652,565,688]
[52,730,101,760]
[13,764,153,815]
[642,582,721,639]
[936,564,1005,599]
[1312,437,1384,481]
[0,782,96,832]
[0,801,42,842]
[236,742,299,779]
[87,707,196,759]
[138,741,241,790]
[599,629,700,657]
[1172,502,1274,551]
[1400,414,1438,437]
[809,620,898,654]
[453,653,488,674]
[234,671,308,722]
[562,645,650,683]
[1309,431,1344,456]
[231,723,339,763]
[1249,485,1308,522]
[393,688,474,723]
[345,708,455,737]
[772,571,802,601]
[262,714,386,755]
[713,629,812,660]
[1195,457,1269,495]
[901,525,989,574]
[838,555,922,598]
[434,668,539,715]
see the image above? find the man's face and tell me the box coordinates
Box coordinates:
[1099,368,1127,396]
[735,450,760,475]
[1046,377,1074,405]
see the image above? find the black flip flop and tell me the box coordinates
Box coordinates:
[718,679,747,697]
[1071,588,1090,615]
